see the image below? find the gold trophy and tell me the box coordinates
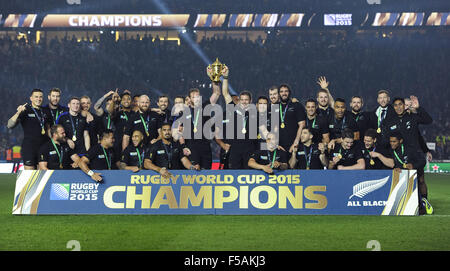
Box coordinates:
[207,58,225,82]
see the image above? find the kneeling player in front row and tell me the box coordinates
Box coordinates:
[38,124,80,170]
[144,123,199,178]
[119,130,147,172]
[289,128,327,169]
[328,128,365,170]
[248,132,289,174]
[78,129,118,182]
[360,128,392,170]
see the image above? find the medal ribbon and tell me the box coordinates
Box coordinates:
[135,146,144,168]
[193,108,200,130]
[279,103,289,124]
[267,149,277,168]
[304,145,313,169]
[139,113,149,135]
[31,107,45,131]
[393,144,406,166]
[50,138,63,167]
[50,109,60,125]
[102,147,112,169]
[69,114,78,138]
[162,143,173,168]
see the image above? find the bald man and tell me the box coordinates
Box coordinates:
[122,95,161,150]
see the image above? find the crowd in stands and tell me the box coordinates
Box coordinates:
[1,28,449,160]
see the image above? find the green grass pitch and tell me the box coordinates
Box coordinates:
[0,173,449,251]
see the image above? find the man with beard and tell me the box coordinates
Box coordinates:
[123,95,161,150]
[78,130,118,182]
[80,95,98,145]
[304,99,330,145]
[289,128,327,169]
[248,132,289,174]
[277,84,306,153]
[384,97,433,214]
[113,92,134,157]
[38,124,80,170]
[95,91,121,136]
[57,97,90,155]
[8,89,52,169]
[315,76,335,119]
[153,95,172,124]
[42,88,68,126]
[120,130,147,172]
[327,98,359,150]
[328,128,365,170]
[144,123,198,178]
[349,96,371,138]
[371,90,396,148]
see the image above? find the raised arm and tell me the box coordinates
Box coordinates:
[7,103,27,129]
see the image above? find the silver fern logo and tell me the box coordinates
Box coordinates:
[349,176,389,199]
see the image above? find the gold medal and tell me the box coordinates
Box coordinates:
[146,131,150,137]
[337,154,342,159]
[257,134,261,139]
[193,127,198,133]
[242,128,246,134]
[41,128,45,135]
[377,127,381,133]
[281,123,285,129]
[403,163,407,168]
[370,159,375,166]
[59,164,63,169]
[72,135,77,141]
[306,166,310,170]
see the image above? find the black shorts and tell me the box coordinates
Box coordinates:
[21,140,40,167]
[187,141,212,169]
[228,143,256,169]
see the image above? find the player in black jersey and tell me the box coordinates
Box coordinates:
[304,99,330,145]
[7,89,52,169]
[78,130,117,182]
[289,128,327,170]
[38,124,80,170]
[42,88,68,126]
[144,123,197,178]
[123,95,162,149]
[248,132,289,174]
[57,97,90,155]
[360,128,392,170]
[120,130,147,172]
[328,128,365,170]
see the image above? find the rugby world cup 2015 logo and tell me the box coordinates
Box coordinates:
[50,183,70,200]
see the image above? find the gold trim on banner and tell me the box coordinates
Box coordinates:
[13,170,40,213]
[30,171,54,214]
[398,172,417,215]
[382,170,399,215]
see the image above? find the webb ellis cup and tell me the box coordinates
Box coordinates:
[208,58,225,82]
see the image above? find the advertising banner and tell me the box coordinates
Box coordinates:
[40,14,189,28]
[12,169,418,215]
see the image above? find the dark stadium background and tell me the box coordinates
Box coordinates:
[0,0,449,164]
